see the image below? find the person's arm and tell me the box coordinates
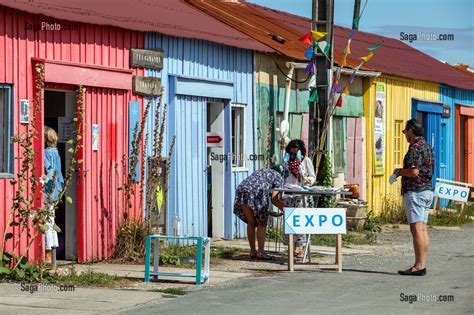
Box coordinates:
[303,157,316,185]
[271,191,285,211]
[395,146,421,177]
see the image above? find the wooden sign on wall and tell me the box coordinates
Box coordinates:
[130,49,164,71]
[132,76,162,96]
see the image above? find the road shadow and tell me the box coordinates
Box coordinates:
[343,268,396,275]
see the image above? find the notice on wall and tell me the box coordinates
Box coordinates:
[20,100,30,124]
[58,117,75,143]
[374,82,385,175]
[92,124,99,151]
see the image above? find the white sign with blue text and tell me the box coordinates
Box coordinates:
[285,208,347,235]
[434,182,470,202]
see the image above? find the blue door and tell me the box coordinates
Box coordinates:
[412,99,444,188]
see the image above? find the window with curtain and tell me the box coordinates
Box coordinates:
[394,120,404,167]
[0,85,13,175]
[232,105,246,168]
[332,116,345,173]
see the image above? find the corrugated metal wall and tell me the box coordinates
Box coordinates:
[440,85,474,186]
[0,6,144,262]
[364,75,440,215]
[145,33,255,238]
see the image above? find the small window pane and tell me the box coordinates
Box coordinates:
[232,106,246,168]
[0,86,13,174]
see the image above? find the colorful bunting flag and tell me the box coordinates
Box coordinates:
[305,46,314,60]
[368,40,384,51]
[353,16,361,28]
[348,71,356,84]
[304,62,314,75]
[360,51,374,62]
[308,89,318,104]
[335,95,343,107]
[317,41,331,55]
[311,31,327,41]
[331,85,342,93]
[299,32,312,45]
[346,42,351,55]
[342,86,350,94]
[349,29,355,40]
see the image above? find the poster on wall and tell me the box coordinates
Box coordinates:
[374,83,385,175]
[92,124,99,151]
[20,100,29,124]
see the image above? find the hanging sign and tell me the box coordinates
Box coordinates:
[374,82,385,175]
[285,208,347,234]
[132,76,162,96]
[130,49,164,70]
[442,105,451,118]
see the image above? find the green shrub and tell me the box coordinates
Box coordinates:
[316,151,336,208]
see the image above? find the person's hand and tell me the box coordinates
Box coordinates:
[393,168,402,177]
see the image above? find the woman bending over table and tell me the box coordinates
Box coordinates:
[233,166,286,260]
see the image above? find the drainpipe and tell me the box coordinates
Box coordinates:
[283,62,295,122]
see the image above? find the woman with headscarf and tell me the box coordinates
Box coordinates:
[283,139,316,258]
[233,166,287,260]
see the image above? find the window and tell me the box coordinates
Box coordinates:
[0,85,14,176]
[232,105,246,168]
[394,120,403,166]
[440,123,447,165]
[332,116,345,173]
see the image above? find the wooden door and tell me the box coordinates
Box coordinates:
[346,117,364,199]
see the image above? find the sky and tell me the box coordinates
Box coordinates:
[247,0,474,66]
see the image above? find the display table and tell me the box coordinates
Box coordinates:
[268,188,352,273]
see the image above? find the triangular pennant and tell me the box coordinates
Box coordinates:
[305,46,313,60]
[367,40,384,51]
[304,62,314,75]
[311,31,327,41]
[317,41,330,54]
[299,32,312,45]
[348,71,356,84]
[335,95,343,107]
[341,57,347,68]
[360,51,374,62]
[349,29,356,40]
[342,86,350,94]
[346,42,351,55]
[331,85,342,93]
[308,89,318,104]
[353,16,361,28]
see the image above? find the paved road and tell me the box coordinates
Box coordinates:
[126,224,474,315]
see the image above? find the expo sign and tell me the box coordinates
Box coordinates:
[284,208,347,235]
[434,182,470,202]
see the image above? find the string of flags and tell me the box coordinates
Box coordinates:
[299,0,384,109]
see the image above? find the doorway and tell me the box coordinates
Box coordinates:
[456,104,474,198]
[207,102,225,238]
[44,90,78,260]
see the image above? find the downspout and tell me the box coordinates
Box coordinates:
[283,62,295,122]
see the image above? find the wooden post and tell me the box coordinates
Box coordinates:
[335,234,342,273]
[288,234,294,272]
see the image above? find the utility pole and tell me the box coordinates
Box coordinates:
[352,0,361,30]
[308,0,334,177]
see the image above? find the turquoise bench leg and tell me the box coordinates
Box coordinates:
[144,236,151,283]
[196,238,203,285]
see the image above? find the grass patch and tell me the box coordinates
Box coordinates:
[428,210,472,227]
[52,267,128,287]
[157,245,245,267]
[378,195,407,224]
[311,232,375,247]
[151,288,187,296]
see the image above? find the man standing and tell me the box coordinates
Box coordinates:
[394,119,434,276]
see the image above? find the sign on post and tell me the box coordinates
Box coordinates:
[284,208,347,235]
[206,132,223,148]
[434,181,470,202]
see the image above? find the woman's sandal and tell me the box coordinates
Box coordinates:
[256,252,273,260]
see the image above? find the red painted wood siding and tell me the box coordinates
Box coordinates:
[0,6,144,262]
